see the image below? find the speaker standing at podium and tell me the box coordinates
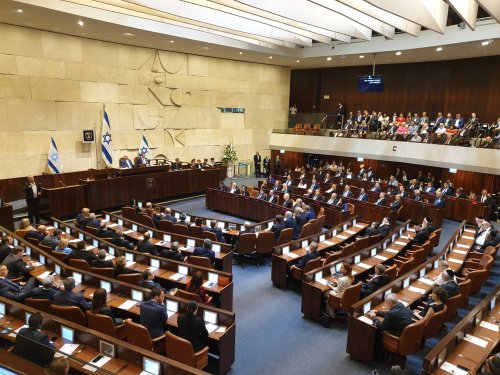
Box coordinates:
[23,175,41,224]
[253,151,262,178]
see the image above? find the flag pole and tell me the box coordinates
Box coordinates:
[94,123,99,170]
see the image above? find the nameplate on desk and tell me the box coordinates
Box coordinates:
[322,240,334,246]
[480,321,499,332]
[216,326,226,333]
[374,255,388,261]
[123,230,134,234]
[38,271,51,280]
[287,253,299,259]
[345,230,356,235]
[358,315,373,325]
[463,334,488,348]
[107,223,118,228]
[354,224,365,228]
[418,278,434,286]
[400,235,409,239]
[463,228,475,233]
[69,239,80,243]
[118,300,137,311]
[357,263,371,269]
[440,362,469,375]
[407,228,415,232]
[456,243,469,249]
[452,249,467,255]
[448,258,463,264]
[385,248,398,254]
[462,235,474,240]
[408,286,426,295]
[170,273,184,281]
[336,235,347,239]
[316,278,328,286]
[125,261,136,268]
[394,241,406,246]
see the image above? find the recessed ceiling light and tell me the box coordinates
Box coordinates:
[436,47,443,51]
[359,55,364,59]
[296,60,300,63]
[123,32,134,36]
[17,9,23,13]
[78,20,84,26]
[327,57,332,61]
[395,51,402,55]
[269,56,272,59]
[239,51,243,55]
[169,40,175,43]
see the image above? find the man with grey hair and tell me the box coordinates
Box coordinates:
[361,264,389,297]
[293,198,303,208]
[284,211,299,240]
[282,193,293,209]
[27,276,60,300]
[91,249,114,268]
[192,238,215,264]
[159,241,185,262]
[290,241,319,270]
[52,277,91,311]
[295,206,307,232]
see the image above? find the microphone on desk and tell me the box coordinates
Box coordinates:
[58,180,66,187]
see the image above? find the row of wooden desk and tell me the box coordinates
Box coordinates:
[2,225,236,374]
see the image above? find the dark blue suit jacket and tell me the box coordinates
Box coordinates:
[193,247,216,264]
[137,239,159,256]
[295,251,319,269]
[357,193,369,201]
[372,302,413,336]
[434,197,446,209]
[284,218,300,240]
[140,300,167,338]
[138,280,162,290]
[28,287,60,300]
[52,290,90,310]
[209,227,226,243]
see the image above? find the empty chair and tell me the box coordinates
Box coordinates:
[276,228,293,246]
[68,259,91,272]
[250,190,259,198]
[86,310,125,339]
[312,123,321,135]
[117,273,143,286]
[383,318,425,365]
[303,123,312,134]
[385,264,398,281]
[173,224,190,237]
[461,254,494,277]
[294,123,304,134]
[202,231,218,242]
[368,234,381,245]
[189,226,203,239]
[323,251,341,266]
[165,331,209,369]
[176,289,203,304]
[465,268,489,295]
[443,293,462,322]
[24,298,51,314]
[233,233,257,267]
[466,245,497,262]
[158,220,174,233]
[308,219,318,234]
[188,255,213,269]
[430,228,441,247]
[90,267,115,279]
[85,226,98,235]
[314,215,326,235]
[458,279,471,307]
[255,231,275,267]
[140,215,156,229]
[124,320,164,354]
[346,203,354,214]
[51,251,67,262]
[121,207,138,222]
[51,305,87,326]
[297,223,313,240]
[354,236,371,252]
[327,282,362,314]
[340,242,355,257]
[291,257,322,281]
[317,207,325,217]
[395,256,415,277]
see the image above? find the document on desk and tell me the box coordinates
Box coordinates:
[453,249,467,255]
[179,246,188,251]
[322,240,335,246]
[202,281,216,288]
[354,224,365,228]
[85,245,95,251]
[105,255,115,261]
[418,277,434,286]
[9,325,28,337]
[59,344,79,355]
[107,223,118,228]
[82,356,112,372]
[205,323,218,334]
[170,273,184,281]
[345,230,356,235]
[30,261,43,267]
[287,253,299,259]
[462,235,474,240]
[37,271,51,280]
[399,235,409,239]
[118,300,137,311]
[216,326,226,333]
[336,235,348,239]
[464,228,475,233]
[385,248,399,254]
[447,258,463,264]
[463,334,488,348]
[69,239,80,243]
[374,255,388,261]
[406,228,415,232]
[456,243,469,249]
[125,261,136,268]
[394,241,406,246]
[440,362,468,375]
[480,321,499,332]
[358,316,373,325]
[316,278,328,286]
[123,230,134,234]
[408,286,426,295]
[357,263,371,269]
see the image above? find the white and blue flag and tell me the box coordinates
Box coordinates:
[48,137,63,174]
[101,107,113,167]
[138,135,151,159]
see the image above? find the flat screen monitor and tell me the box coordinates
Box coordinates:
[100,280,111,293]
[150,259,160,269]
[363,302,371,314]
[163,234,171,242]
[61,326,74,342]
[39,254,45,264]
[174,212,180,219]
[108,246,115,256]
[25,247,31,256]
[178,265,188,275]
[73,272,82,284]
[78,233,84,240]
[185,215,191,222]
[0,302,5,316]
[100,340,115,358]
[93,239,99,247]
[354,255,360,264]
[403,277,410,288]
[131,290,143,301]
[204,310,217,324]
[25,312,31,325]
[314,271,323,282]
[419,268,426,278]
[143,358,161,375]
[55,264,61,275]
[138,202,143,209]
[105,214,111,222]
[166,300,178,313]
[319,234,325,242]
[65,227,71,234]
[132,224,138,232]
[370,248,377,256]
[13,239,18,246]
[54,222,59,229]
[357,75,384,92]
[282,246,289,255]
[343,224,348,231]
[125,253,134,262]
[187,239,196,247]
[335,263,342,272]
[301,240,308,248]
[352,219,357,225]
[212,244,221,253]
[148,230,153,237]
[118,219,123,226]
[208,272,218,283]
[217,222,225,229]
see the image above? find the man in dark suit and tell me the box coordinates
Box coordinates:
[312,189,324,202]
[52,277,90,310]
[27,276,59,300]
[25,225,47,242]
[326,193,340,206]
[137,232,159,256]
[267,190,278,204]
[2,247,35,280]
[40,229,62,250]
[91,249,114,268]
[171,158,182,171]
[413,189,423,202]
[361,264,389,297]
[294,207,307,232]
[304,205,316,221]
[135,152,147,167]
[310,179,320,192]
[159,241,185,262]
[178,301,209,352]
[290,241,319,270]
[378,217,391,238]
[208,220,226,243]
[274,155,281,175]
[409,224,431,246]
[229,182,241,194]
[477,189,492,205]
[434,192,447,209]
[365,222,381,237]
[441,270,459,297]
[440,182,454,196]
[370,183,382,192]
[119,155,134,168]
[282,193,293,209]
[63,240,98,265]
[75,208,91,229]
[342,185,353,198]
[139,269,162,290]
[0,235,13,263]
[374,192,387,206]
[257,189,267,201]
[96,222,114,238]
[284,211,300,240]
[160,207,176,223]
[270,215,286,241]
[390,195,402,212]
[23,175,42,224]
[193,239,216,264]
[140,287,167,339]
[111,230,135,250]
[357,188,369,201]
[13,312,55,367]
[176,213,190,227]
[86,213,101,229]
[253,151,262,178]
[0,264,36,301]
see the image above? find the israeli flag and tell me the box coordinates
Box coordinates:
[48,137,63,174]
[101,108,113,167]
[138,135,151,159]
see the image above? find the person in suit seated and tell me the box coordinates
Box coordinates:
[241,185,250,196]
[366,293,413,360]
[439,270,459,297]
[311,189,324,202]
[63,240,98,265]
[137,231,159,256]
[270,215,286,242]
[397,185,408,198]
[86,213,101,229]
[110,230,135,250]
[114,255,138,277]
[294,207,307,232]
[40,228,62,250]
[75,208,91,229]
[370,183,382,192]
[0,235,13,264]
[28,275,59,300]
[341,185,353,198]
[326,193,340,206]
[361,264,389,297]
[96,221,114,238]
[139,269,162,290]
[193,239,216,265]
[364,222,381,237]
[91,288,129,325]
[208,220,226,243]
[267,190,278,204]
[310,178,320,191]
[282,193,293,209]
[140,287,167,339]
[432,260,456,286]
[52,277,91,311]
[413,189,423,202]
[2,246,35,280]
[185,271,212,304]
[91,249,114,268]
[440,182,454,196]
[13,312,55,367]
[423,182,436,194]
[284,211,300,240]
[408,222,431,246]
[273,180,282,192]
[178,301,209,352]
[135,152,148,167]
[481,136,495,148]
[290,241,319,271]
[390,195,402,211]
[304,205,316,221]
[229,182,241,194]
[159,241,185,262]
[433,191,446,209]
[0,264,36,301]
[325,262,354,317]
[378,217,391,238]
[357,188,369,201]
[171,158,182,171]
[257,189,267,201]
[454,187,466,199]
[325,183,337,194]
[374,192,387,206]
[25,224,47,242]
[119,155,134,168]
[177,213,190,227]
[162,207,177,223]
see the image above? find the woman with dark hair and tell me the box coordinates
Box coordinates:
[177,301,209,352]
[91,288,127,325]
[241,185,250,196]
[186,271,212,304]
[414,287,448,320]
